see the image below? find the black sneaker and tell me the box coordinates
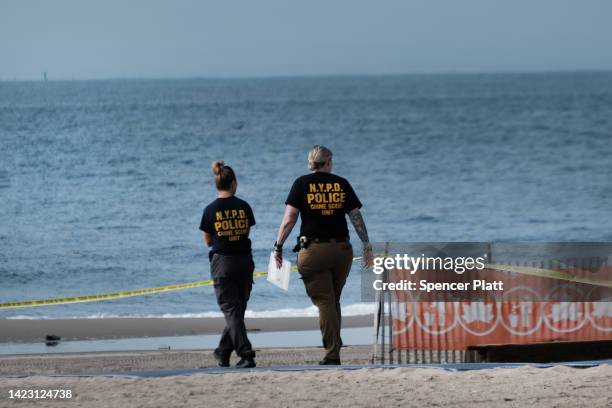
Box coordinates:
[318,359,341,365]
[235,358,256,369]
[213,350,230,368]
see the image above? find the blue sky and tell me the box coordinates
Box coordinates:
[1,0,611,79]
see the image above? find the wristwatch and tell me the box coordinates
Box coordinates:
[273,241,283,251]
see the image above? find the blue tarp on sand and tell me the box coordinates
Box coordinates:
[3,360,611,379]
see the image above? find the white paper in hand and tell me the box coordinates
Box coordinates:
[267,252,291,291]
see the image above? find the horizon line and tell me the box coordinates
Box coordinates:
[2,68,612,83]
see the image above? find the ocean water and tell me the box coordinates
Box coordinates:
[1,73,611,319]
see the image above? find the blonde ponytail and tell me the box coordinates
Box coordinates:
[308,145,333,170]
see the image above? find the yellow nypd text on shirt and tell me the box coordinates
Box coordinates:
[306,183,345,215]
[214,209,250,241]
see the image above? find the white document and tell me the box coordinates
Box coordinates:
[267,252,291,291]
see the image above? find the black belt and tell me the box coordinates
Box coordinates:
[293,236,349,252]
[308,237,349,243]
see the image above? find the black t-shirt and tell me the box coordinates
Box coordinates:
[285,172,362,239]
[199,196,255,260]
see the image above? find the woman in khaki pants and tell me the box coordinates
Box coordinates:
[274,145,373,365]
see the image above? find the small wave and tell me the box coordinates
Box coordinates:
[407,215,438,223]
[231,121,245,130]
[5,302,376,320]
[0,170,10,189]
[95,225,141,231]
[107,169,144,177]
[65,172,99,180]
[568,226,589,232]
[527,218,546,224]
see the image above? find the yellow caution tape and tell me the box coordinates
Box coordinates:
[487,263,612,289]
[6,257,605,311]
[0,280,216,310]
[0,257,363,310]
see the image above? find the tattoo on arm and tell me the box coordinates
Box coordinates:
[349,208,370,244]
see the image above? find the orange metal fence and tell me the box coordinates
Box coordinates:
[370,250,611,363]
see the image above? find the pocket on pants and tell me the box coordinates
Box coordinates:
[296,247,313,279]
[210,254,225,279]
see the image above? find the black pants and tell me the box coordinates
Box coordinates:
[211,253,255,359]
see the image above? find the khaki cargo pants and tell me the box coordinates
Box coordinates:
[297,241,353,361]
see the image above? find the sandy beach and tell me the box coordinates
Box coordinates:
[0,315,372,343]
[1,306,611,408]
[0,346,610,408]
[0,346,374,376]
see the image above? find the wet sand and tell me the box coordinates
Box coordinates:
[0,315,372,343]
[0,346,373,376]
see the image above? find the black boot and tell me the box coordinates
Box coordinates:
[236,358,256,368]
[318,358,341,365]
[213,350,230,368]
[235,350,256,368]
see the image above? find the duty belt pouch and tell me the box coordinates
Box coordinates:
[293,236,311,253]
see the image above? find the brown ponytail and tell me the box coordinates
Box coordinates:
[211,160,236,191]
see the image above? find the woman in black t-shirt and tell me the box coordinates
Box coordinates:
[199,161,256,369]
[273,145,373,365]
